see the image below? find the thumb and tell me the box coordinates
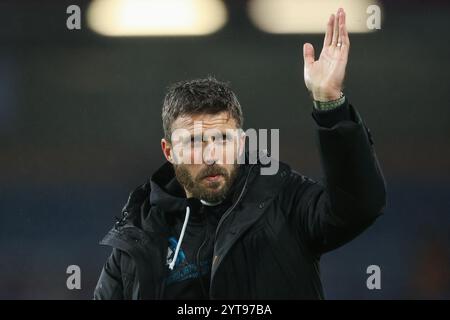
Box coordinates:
[303,43,315,67]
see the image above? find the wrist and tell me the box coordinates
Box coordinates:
[312,89,342,102]
[313,92,345,111]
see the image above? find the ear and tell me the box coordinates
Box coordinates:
[161,138,173,163]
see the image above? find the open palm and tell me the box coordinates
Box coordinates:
[303,8,350,102]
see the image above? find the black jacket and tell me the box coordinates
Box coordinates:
[94,101,386,299]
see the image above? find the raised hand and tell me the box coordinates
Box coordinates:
[303,8,350,102]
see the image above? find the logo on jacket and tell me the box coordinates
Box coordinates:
[165,236,211,285]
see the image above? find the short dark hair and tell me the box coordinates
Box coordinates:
[162,77,243,140]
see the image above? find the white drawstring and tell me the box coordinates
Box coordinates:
[169,206,190,270]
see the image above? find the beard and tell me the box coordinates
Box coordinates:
[174,163,239,203]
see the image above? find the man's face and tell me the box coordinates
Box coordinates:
[161,111,245,203]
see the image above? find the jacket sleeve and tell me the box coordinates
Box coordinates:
[93,249,124,300]
[284,101,386,254]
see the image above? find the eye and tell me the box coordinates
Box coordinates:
[214,134,227,144]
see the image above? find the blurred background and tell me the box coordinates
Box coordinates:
[0,0,449,299]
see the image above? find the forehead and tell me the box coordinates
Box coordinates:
[171,111,238,132]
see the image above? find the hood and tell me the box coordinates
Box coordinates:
[115,150,279,231]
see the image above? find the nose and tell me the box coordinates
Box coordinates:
[203,140,219,165]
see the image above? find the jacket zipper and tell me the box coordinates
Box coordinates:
[195,205,209,298]
[207,165,255,298]
[213,164,255,244]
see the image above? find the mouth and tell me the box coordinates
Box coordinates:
[202,174,224,183]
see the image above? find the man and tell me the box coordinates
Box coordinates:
[94,8,386,299]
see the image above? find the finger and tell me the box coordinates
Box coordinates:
[339,12,350,55]
[341,10,350,48]
[303,43,315,67]
[331,8,341,46]
[323,14,334,47]
[338,25,348,57]
[337,9,344,46]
